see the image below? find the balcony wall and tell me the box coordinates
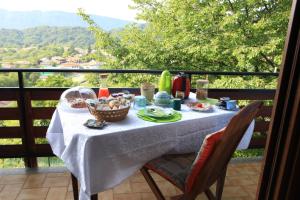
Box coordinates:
[0,69,277,167]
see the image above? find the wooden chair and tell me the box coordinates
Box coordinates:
[140,101,263,200]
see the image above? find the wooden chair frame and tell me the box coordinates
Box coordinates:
[140,101,263,200]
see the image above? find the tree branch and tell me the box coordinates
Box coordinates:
[259,52,277,69]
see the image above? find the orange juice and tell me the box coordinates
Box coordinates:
[98,88,110,98]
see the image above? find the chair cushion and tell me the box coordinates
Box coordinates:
[185,128,225,192]
[145,153,196,190]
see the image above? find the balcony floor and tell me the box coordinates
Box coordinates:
[0,160,261,200]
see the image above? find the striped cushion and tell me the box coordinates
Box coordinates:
[145,153,196,190]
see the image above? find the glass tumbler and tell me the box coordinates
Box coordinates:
[196,80,209,100]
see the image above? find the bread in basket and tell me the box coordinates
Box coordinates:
[86,97,131,122]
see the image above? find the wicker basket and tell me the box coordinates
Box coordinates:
[87,105,130,122]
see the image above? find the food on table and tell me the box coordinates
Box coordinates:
[196,79,209,100]
[60,87,97,110]
[144,107,175,118]
[86,96,131,122]
[86,96,131,111]
[188,102,214,112]
[111,93,135,102]
[158,70,172,95]
[70,98,87,108]
[123,94,135,102]
[172,72,191,99]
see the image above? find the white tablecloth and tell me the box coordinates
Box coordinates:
[47,98,254,200]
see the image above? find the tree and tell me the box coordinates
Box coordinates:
[79,0,291,72]
[35,74,74,87]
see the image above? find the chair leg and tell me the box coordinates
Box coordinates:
[215,167,227,200]
[91,194,98,200]
[204,189,215,200]
[140,167,165,200]
[71,173,79,200]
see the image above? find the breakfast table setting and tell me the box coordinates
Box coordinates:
[46,71,255,200]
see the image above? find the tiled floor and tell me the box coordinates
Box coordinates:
[0,161,261,200]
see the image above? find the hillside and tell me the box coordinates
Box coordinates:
[0,9,132,30]
[0,26,95,48]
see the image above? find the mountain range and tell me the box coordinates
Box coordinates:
[0,9,132,30]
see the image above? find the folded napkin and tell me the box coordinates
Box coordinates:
[137,109,182,123]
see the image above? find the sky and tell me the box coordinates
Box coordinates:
[0,0,138,21]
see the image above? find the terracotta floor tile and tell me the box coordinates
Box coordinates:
[0,174,27,185]
[43,176,70,187]
[141,192,156,200]
[131,182,151,193]
[222,196,253,200]
[47,172,70,178]
[226,176,256,186]
[242,184,258,199]
[65,191,74,200]
[114,193,142,200]
[223,186,250,198]
[68,183,73,192]
[130,173,145,183]
[0,161,261,200]
[99,189,113,200]
[46,187,67,200]
[0,184,23,200]
[113,180,131,194]
[23,174,46,189]
[156,181,177,197]
[149,172,165,182]
[247,175,260,185]
[16,188,49,200]
[195,193,208,200]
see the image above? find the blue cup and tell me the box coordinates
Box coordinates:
[134,96,147,109]
[226,100,237,110]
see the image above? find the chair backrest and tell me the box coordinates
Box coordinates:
[187,101,263,198]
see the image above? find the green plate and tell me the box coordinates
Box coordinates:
[143,107,175,118]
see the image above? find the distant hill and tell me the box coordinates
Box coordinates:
[0,26,95,48]
[0,9,132,30]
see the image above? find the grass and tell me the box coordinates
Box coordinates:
[233,148,264,158]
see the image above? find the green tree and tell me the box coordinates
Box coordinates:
[79,0,291,72]
[35,74,74,87]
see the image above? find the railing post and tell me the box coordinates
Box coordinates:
[17,71,37,168]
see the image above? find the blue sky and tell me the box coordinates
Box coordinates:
[0,0,138,21]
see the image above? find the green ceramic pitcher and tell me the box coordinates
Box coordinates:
[158,70,172,95]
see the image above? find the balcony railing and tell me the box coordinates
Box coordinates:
[0,68,278,167]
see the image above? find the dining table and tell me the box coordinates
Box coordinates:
[46,93,254,200]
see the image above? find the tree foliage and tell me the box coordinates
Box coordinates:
[79,0,291,72]
[0,26,95,48]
